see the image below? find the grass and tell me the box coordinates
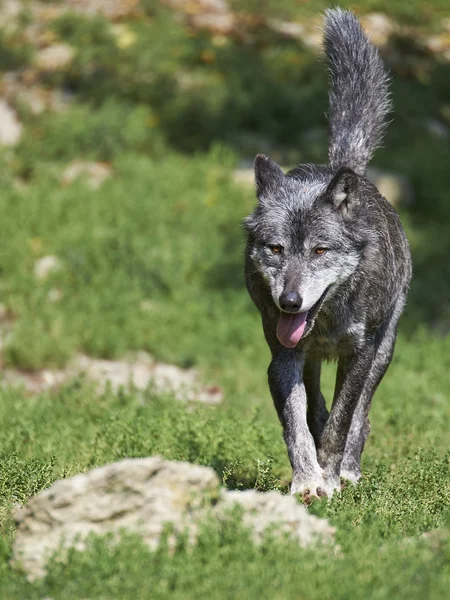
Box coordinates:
[0,0,450,597]
[0,372,450,598]
[3,520,450,599]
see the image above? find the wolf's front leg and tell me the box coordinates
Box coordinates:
[341,314,399,483]
[268,351,325,500]
[304,357,329,447]
[317,346,376,495]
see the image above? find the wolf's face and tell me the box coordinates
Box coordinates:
[245,156,366,346]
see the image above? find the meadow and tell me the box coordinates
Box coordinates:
[0,1,450,597]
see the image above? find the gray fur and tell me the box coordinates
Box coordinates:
[243,10,412,498]
[324,8,392,175]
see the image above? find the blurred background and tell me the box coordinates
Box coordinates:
[0,0,449,400]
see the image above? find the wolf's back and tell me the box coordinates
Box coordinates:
[324,9,391,175]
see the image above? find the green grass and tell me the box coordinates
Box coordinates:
[0,371,450,598]
[0,148,262,375]
[3,519,450,599]
[1,0,450,597]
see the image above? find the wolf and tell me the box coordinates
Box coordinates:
[244,8,412,500]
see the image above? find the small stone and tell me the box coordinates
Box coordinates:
[301,30,323,52]
[139,299,154,312]
[164,0,235,34]
[35,44,75,72]
[0,73,72,115]
[268,20,305,39]
[47,288,63,303]
[0,100,22,146]
[0,0,22,32]
[191,13,235,34]
[61,161,112,189]
[34,256,62,281]
[425,34,450,56]
[198,385,223,405]
[165,0,230,13]
[63,0,141,21]
[360,13,394,46]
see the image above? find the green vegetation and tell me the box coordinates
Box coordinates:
[0,374,450,598]
[0,0,450,597]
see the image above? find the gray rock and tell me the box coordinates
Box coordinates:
[268,20,305,40]
[300,29,323,52]
[219,489,335,546]
[12,458,335,581]
[34,255,62,280]
[73,353,223,404]
[1,352,223,404]
[2,72,73,115]
[35,44,75,72]
[61,161,113,189]
[47,288,63,303]
[0,100,22,146]
[190,13,235,34]
[167,0,230,11]
[12,457,220,580]
[0,0,22,33]
[425,34,450,59]
[62,0,141,21]
[360,13,394,47]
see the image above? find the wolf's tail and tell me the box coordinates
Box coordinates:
[323,8,391,175]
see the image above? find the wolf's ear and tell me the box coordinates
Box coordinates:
[254,154,284,196]
[326,167,360,218]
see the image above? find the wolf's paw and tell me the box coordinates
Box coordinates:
[291,472,326,504]
[340,468,361,487]
[321,477,341,498]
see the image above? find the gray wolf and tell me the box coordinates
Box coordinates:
[244,8,412,499]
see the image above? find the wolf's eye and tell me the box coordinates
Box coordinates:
[268,245,283,254]
[314,248,327,255]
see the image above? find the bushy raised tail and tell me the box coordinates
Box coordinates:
[324,8,392,175]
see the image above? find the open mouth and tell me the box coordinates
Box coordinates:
[276,286,330,348]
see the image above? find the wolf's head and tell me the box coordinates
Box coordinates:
[244,155,369,347]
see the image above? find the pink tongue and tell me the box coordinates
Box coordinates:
[276,312,308,348]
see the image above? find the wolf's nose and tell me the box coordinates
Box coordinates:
[279,292,303,312]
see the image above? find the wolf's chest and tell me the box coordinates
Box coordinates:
[304,315,361,360]
[306,333,341,361]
